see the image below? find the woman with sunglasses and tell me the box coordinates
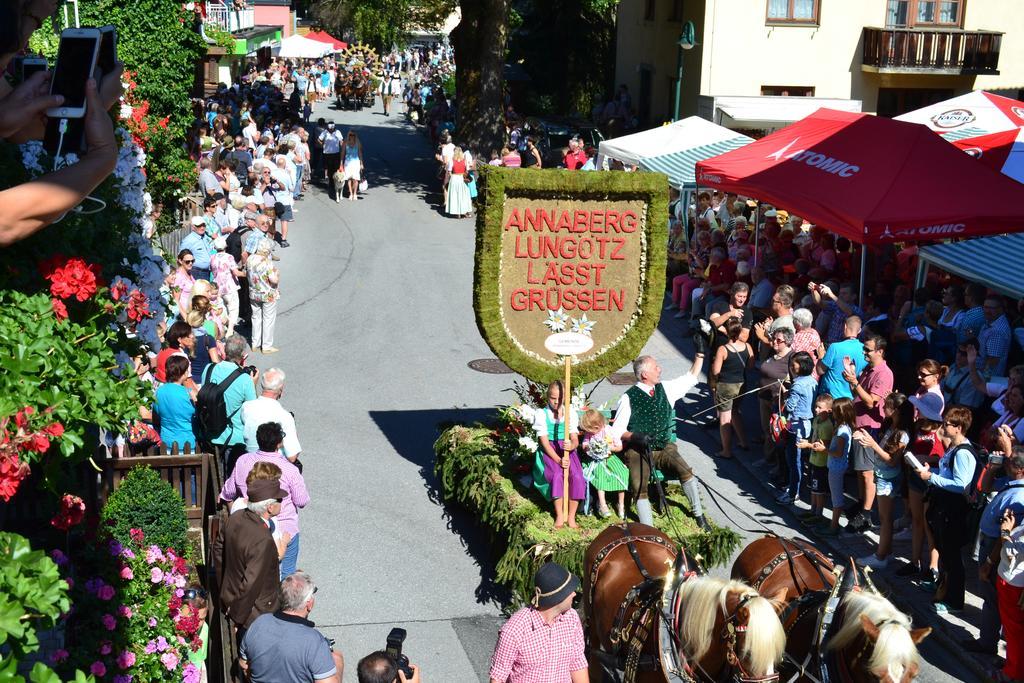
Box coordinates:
[172,249,196,320]
[757,327,793,483]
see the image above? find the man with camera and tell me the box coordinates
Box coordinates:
[966,438,1024,654]
[240,571,343,682]
[357,652,421,683]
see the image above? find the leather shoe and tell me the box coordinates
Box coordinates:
[696,515,711,531]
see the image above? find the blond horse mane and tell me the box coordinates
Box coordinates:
[677,576,786,677]
[826,590,920,681]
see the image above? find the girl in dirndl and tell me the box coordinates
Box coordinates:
[580,409,628,519]
[532,380,586,529]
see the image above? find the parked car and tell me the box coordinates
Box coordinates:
[523,117,604,167]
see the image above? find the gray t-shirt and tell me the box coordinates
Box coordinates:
[240,612,336,682]
[199,168,221,196]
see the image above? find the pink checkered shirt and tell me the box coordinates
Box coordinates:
[488,607,588,683]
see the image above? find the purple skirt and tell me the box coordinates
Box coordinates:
[542,441,587,501]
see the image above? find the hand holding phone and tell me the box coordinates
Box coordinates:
[0,70,64,142]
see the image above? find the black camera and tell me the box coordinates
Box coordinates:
[385,628,414,680]
[244,365,258,376]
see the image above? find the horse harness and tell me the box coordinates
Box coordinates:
[588,524,679,682]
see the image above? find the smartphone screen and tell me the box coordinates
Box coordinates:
[21,59,47,82]
[99,28,117,75]
[51,36,99,109]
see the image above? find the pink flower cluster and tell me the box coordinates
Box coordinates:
[60,527,204,680]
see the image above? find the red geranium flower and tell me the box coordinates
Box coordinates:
[126,289,152,322]
[0,454,29,502]
[43,422,65,438]
[51,298,68,321]
[46,258,101,302]
[129,528,145,544]
[51,494,85,530]
[27,432,50,453]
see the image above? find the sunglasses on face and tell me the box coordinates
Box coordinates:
[183,259,195,265]
[183,588,208,600]
[918,372,935,378]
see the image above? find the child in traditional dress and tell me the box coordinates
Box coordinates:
[532,380,587,529]
[580,409,629,519]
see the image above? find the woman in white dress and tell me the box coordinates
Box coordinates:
[445,147,473,218]
[341,131,364,202]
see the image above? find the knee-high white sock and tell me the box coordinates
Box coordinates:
[682,478,704,517]
[636,498,654,526]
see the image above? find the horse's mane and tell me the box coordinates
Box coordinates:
[677,577,785,677]
[826,590,919,681]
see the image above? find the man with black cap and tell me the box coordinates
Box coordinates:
[488,562,588,683]
[214,477,286,630]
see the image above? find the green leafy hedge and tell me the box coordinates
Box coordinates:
[101,467,189,553]
[0,533,91,682]
[434,425,740,605]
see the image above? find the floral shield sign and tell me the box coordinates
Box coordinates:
[474,167,668,383]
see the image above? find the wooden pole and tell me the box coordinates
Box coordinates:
[563,356,571,520]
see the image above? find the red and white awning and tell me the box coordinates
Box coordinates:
[895,90,1024,142]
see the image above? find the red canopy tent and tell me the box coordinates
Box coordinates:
[305,31,347,51]
[695,108,1024,246]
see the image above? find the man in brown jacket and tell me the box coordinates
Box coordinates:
[214,478,285,629]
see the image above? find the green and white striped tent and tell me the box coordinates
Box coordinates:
[918,233,1024,299]
[597,116,753,189]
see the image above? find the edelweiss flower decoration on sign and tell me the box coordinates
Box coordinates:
[543,308,595,337]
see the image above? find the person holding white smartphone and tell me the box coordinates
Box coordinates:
[0,25,123,247]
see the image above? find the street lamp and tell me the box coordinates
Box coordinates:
[672,20,696,121]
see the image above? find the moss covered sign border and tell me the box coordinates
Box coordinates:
[474,167,669,384]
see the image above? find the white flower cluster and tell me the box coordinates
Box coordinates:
[20,140,45,175]
[111,128,168,349]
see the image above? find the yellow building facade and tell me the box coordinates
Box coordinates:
[615,0,1024,129]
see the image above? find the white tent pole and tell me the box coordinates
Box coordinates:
[753,202,761,269]
[858,243,867,308]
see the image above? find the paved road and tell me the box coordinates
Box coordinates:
[250,96,970,681]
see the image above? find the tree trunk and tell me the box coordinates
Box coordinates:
[452,0,509,153]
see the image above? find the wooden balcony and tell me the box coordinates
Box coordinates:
[862,26,1002,75]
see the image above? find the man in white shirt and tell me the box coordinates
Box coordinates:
[318,122,345,200]
[611,350,708,528]
[242,368,302,463]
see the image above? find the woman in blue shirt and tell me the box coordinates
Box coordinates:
[915,405,977,612]
[779,352,816,504]
[154,355,197,452]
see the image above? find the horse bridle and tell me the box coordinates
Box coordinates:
[588,523,679,681]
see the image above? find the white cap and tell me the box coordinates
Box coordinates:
[190,216,206,227]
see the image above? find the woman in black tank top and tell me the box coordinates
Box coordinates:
[710,318,754,458]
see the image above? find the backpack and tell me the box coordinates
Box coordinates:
[195,363,248,442]
[961,442,988,508]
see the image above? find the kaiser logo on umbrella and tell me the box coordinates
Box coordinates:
[931,109,976,129]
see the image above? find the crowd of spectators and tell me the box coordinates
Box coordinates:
[669,190,1024,679]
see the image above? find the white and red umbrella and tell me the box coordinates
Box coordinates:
[895,90,1024,142]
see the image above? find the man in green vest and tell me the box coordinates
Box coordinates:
[611,352,709,529]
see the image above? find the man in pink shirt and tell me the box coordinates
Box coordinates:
[842,333,894,532]
[489,562,589,683]
[220,422,310,579]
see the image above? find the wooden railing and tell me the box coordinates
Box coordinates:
[862,26,1003,74]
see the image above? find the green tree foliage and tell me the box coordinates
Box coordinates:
[313,0,454,50]
[101,467,189,553]
[509,0,619,117]
[0,533,92,682]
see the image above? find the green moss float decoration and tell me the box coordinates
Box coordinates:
[474,167,669,384]
[434,423,741,606]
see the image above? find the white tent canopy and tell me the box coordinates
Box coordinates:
[276,34,333,59]
[698,95,862,132]
[597,116,753,189]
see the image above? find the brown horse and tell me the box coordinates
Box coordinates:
[583,523,786,683]
[732,536,930,683]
